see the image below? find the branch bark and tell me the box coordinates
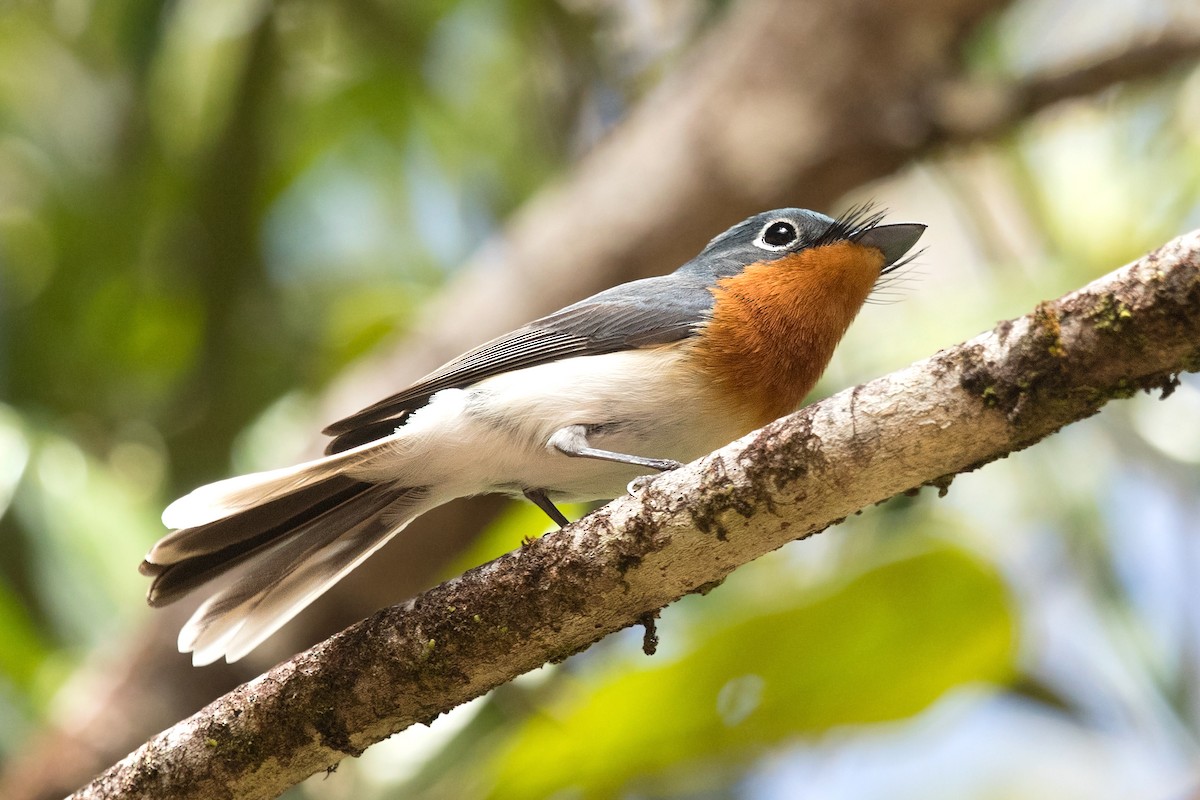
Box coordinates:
[71,231,1200,800]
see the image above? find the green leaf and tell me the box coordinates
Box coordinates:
[488,546,1016,798]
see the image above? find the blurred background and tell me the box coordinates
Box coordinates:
[2,0,1200,797]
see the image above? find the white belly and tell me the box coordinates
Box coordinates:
[347,345,748,502]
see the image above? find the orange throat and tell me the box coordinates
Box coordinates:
[693,241,885,429]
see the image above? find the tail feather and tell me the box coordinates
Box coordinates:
[180,485,432,665]
[161,442,388,530]
[147,475,371,572]
[144,440,440,664]
[182,489,432,662]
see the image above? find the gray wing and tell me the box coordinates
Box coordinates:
[321,274,715,453]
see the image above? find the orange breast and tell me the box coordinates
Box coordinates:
[691,240,885,429]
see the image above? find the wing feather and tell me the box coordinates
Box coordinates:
[322,274,715,453]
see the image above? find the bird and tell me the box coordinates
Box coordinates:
[141,205,925,665]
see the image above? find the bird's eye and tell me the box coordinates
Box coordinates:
[758,220,798,250]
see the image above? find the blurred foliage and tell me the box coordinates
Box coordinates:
[1,0,1200,799]
[0,0,628,716]
[486,547,1015,799]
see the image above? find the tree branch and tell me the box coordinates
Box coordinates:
[931,29,1200,140]
[71,232,1200,799]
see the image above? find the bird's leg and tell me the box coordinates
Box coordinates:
[548,425,683,472]
[523,487,571,528]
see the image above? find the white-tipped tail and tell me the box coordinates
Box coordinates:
[179,485,435,665]
[143,434,443,664]
[161,445,377,531]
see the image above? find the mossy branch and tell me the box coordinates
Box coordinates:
[72,233,1200,800]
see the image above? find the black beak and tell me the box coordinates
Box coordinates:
[853,223,926,269]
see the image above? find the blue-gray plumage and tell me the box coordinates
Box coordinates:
[323,207,918,453]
